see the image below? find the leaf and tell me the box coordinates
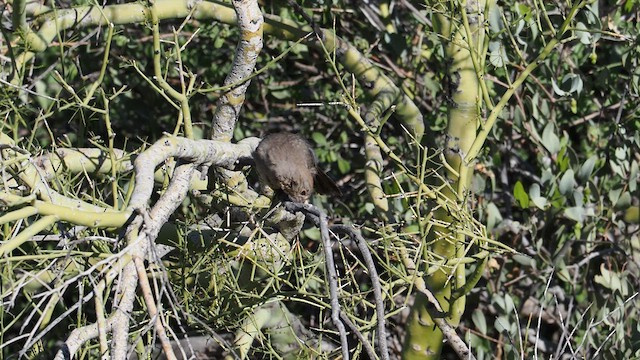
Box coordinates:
[364,203,375,214]
[512,254,535,267]
[472,174,486,194]
[541,123,560,155]
[541,169,554,185]
[562,74,583,95]
[531,94,540,120]
[486,202,503,231]
[625,0,637,12]
[494,317,508,333]
[614,191,631,210]
[578,156,598,181]
[610,160,624,177]
[624,206,640,224]
[573,189,584,207]
[513,181,529,208]
[472,310,487,335]
[504,294,515,313]
[302,228,321,240]
[517,3,532,21]
[594,264,626,296]
[564,206,586,223]
[608,188,622,204]
[551,78,567,96]
[531,194,548,209]
[576,22,592,44]
[337,157,350,174]
[270,88,291,100]
[488,5,503,33]
[551,74,583,96]
[559,169,575,195]
[529,184,548,209]
[311,132,328,146]
[630,160,638,192]
[529,183,541,198]
[327,150,338,162]
[489,41,508,67]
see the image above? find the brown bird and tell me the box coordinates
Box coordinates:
[253,132,341,202]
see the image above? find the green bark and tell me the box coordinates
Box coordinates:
[402,1,489,358]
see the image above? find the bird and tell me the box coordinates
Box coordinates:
[253,132,341,203]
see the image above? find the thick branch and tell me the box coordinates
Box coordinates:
[210,0,264,142]
[128,136,259,210]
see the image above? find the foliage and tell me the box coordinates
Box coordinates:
[470,1,640,358]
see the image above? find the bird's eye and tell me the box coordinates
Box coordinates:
[300,190,308,196]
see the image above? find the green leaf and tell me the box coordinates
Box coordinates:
[563,74,583,95]
[517,3,532,21]
[472,174,487,194]
[489,41,508,67]
[337,157,350,174]
[326,150,338,163]
[578,156,598,181]
[531,94,540,121]
[624,206,639,224]
[609,188,622,204]
[551,79,567,96]
[573,189,584,207]
[576,22,592,44]
[559,169,575,195]
[472,310,487,335]
[551,74,583,96]
[557,147,570,171]
[594,264,627,296]
[495,317,508,333]
[504,294,515,313]
[488,5,503,32]
[513,181,529,208]
[541,169,554,185]
[529,184,548,209]
[513,254,535,267]
[302,227,321,241]
[270,88,291,100]
[364,203,375,214]
[610,160,624,177]
[486,202,503,231]
[614,191,631,210]
[541,123,560,155]
[564,206,586,223]
[630,160,638,192]
[311,132,328,146]
[529,183,541,198]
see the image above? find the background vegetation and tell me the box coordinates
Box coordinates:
[1,0,639,359]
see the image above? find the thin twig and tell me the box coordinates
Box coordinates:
[332,224,390,360]
[339,311,377,359]
[134,255,177,360]
[284,202,350,359]
[319,210,350,359]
